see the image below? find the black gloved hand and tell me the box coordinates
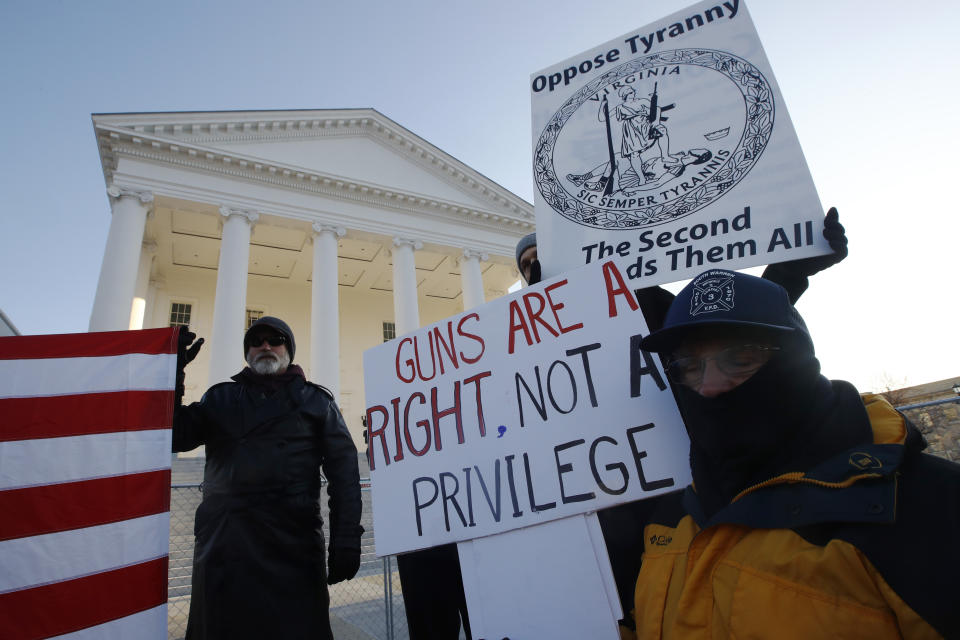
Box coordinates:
[762,207,847,304]
[177,329,204,369]
[781,207,848,277]
[327,543,361,585]
[175,328,204,405]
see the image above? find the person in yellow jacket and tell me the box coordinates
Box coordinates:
[625,268,959,639]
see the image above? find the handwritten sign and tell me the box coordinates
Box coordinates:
[364,259,691,556]
[531,0,827,282]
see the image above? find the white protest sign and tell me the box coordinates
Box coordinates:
[458,514,622,639]
[531,0,827,283]
[363,258,691,557]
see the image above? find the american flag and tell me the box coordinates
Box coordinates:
[0,328,177,639]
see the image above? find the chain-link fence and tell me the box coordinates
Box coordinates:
[168,483,409,640]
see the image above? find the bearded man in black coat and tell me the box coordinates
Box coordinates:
[173,316,363,640]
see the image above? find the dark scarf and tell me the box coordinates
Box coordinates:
[527,259,542,285]
[676,348,872,518]
[233,363,306,395]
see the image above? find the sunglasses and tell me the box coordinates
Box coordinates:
[249,335,286,348]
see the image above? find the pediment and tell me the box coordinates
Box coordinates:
[92,109,532,222]
[217,135,491,209]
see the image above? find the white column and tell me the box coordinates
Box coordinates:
[460,248,488,310]
[88,186,153,332]
[208,207,258,386]
[391,236,422,335]
[147,275,166,330]
[311,223,345,399]
[129,241,157,330]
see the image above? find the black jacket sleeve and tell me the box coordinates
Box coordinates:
[319,396,363,548]
[761,207,848,303]
[172,393,214,453]
[634,286,676,334]
[760,263,809,304]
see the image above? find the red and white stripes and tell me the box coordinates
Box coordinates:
[0,328,177,640]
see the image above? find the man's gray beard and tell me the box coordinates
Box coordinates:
[247,350,290,375]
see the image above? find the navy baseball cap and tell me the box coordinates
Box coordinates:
[639,269,812,354]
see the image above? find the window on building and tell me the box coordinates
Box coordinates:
[169,303,192,328]
[382,321,396,342]
[246,309,264,329]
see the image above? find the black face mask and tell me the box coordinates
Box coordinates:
[526,259,542,285]
[675,341,874,518]
[677,352,825,462]
[676,345,834,514]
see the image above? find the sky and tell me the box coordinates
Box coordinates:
[1,0,957,393]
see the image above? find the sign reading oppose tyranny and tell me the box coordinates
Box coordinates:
[364,260,691,556]
[531,0,828,282]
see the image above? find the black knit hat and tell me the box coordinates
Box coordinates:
[244,316,296,362]
[639,269,812,354]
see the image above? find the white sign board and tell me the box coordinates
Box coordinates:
[531,0,827,282]
[458,514,623,639]
[363,259,691,557]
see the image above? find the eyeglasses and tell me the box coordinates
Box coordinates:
[249,335,286,348]
[665,345,780,387]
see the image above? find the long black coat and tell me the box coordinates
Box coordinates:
[173,369,362,640]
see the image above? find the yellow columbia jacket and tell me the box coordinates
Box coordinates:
[625,394,959,639]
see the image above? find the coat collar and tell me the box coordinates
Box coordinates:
[685,394,914,531]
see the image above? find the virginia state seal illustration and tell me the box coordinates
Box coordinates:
[535,49,774,229]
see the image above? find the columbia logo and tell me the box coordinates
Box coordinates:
[849,452,882,470]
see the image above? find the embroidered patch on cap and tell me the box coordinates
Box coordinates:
[689,271,735,316]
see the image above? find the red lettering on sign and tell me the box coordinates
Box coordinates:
[507,299,534,354]
[456,313,485,364]
[391,397,404,463]
[365,405,389,471]
[544,279,584,335]
[432,324,459,375]
[601,261,638,317]
[394,314,487,382]
[464,371,491,437]
[523,291,560,343]
[395,337,415,383]
[431,381,464,451]
[413,335,437,382]
[508,281,584,354]
[366,371,493,468]
[404,392,431,456]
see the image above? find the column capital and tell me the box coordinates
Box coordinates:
[312,222,346,238]
[392,236,423,251]
[107,185,154,204]
[218,206,259,225]
[461,248,489,263]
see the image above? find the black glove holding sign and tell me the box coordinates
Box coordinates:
[761,207,848,303]
[175,327,204,406]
